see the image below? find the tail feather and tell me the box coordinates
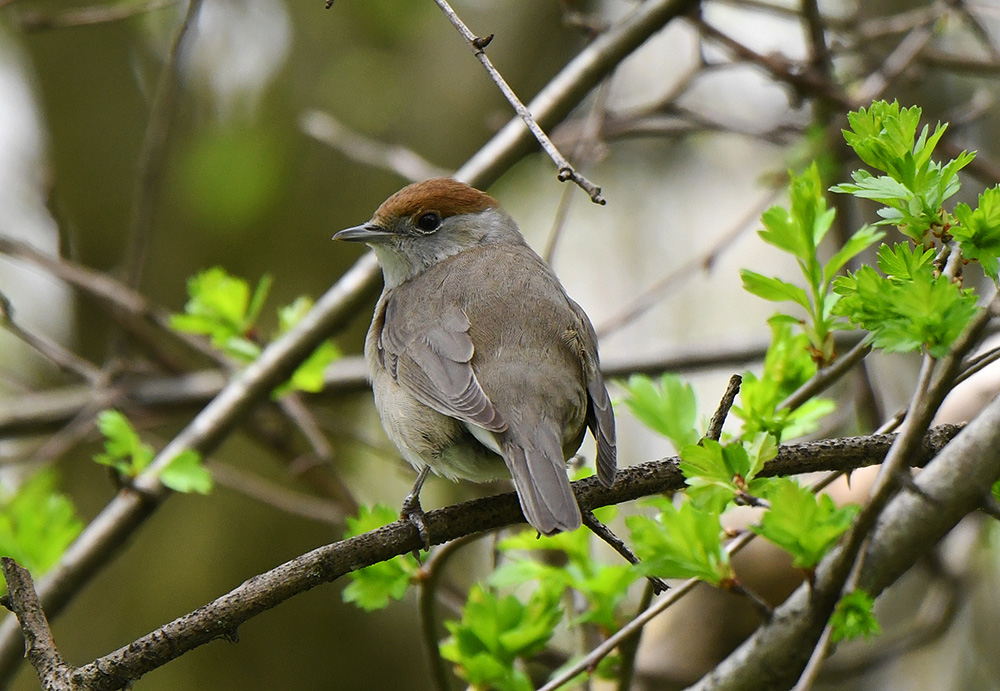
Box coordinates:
[502,426,580,535]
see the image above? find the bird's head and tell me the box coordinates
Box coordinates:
[334,178,524,288]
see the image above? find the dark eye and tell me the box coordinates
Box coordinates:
[415,212,442,233]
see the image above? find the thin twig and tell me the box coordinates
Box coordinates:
[0,293,104,385]
[418,536,480,691]
[595,189,779,338]
[581,510,668,593]
[122,0,203,290]
[14,0,176,31]
[209,463,346,525]
[706,374,742,442]
[432,0,606,204]
[779,339,872,412]
[538,530,759,691]
[300,109,449,182]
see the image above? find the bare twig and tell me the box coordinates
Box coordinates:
[14,0,176,31]
[209,463,346,525]
[300,110,449,182]
[581,509,668,593]
[0,293,104,385]
[706,374,742,442]
[779,339,872,412]
[122,0,203,290]
[0,559,74,691]
[432,0,606,203]
[595,189,779,338]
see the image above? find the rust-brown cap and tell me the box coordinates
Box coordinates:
[373,178,498,225]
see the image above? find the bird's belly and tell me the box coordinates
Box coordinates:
[372,371,508,483]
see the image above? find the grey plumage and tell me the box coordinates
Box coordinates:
[336,178,616,536]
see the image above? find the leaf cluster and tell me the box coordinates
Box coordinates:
[830,590,881,643]
[0,471,82,586]
[830,101,973,242]
[440,583,563,691]
[832,244,979,357]
[94,410,212,494]
[742,163,883,364]
[340,504,419,611]
[170,267,340,394]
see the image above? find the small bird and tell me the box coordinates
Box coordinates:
[334,178,615,539]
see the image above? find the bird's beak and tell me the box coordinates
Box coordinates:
[333,223,395,243]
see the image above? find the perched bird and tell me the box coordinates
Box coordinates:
[334,178,615,539]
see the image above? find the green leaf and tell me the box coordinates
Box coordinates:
[834,244,980,357]
[619,373,700,450]
[740,271,811,311]
[627,499,732,585]
[342,505,419,611]
[159,450,213,494]
[493,507,638,632]
[733,320,831,441]
[952,186,1000,280]
[822,224,885,284]
[0,471,83,581]
[272,296,342,396]
[94,410,153,476]
[440,583,561,691]
[171,268,272,356]
[830,590,881,643]
[750,478,859,568]
[286,342,341,394]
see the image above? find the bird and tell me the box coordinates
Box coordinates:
[334,177,615,541]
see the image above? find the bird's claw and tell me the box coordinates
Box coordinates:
[400,493,432,551]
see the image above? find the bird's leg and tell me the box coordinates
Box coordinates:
[581,509,669,594]
[401,466,432,550]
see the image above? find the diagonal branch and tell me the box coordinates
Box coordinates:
[432,0,606,203]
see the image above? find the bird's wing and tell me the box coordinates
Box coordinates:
[380,296,507,433]
[568,299,617,488]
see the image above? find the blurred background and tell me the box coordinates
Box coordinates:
[0,0,999,688]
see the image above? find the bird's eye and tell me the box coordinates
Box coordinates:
[415,212,442,233]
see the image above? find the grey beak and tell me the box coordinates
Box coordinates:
[333,223,395,243]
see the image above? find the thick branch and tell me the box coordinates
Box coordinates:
[687,400,1000,691]
[56,427,959,690]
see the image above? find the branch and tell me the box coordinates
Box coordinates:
[0,559,74,691]
[121,0,203,290]
[24,426,960,689]
[299,109,450,182]
[432,0,605,203]
[687,397,1000,690]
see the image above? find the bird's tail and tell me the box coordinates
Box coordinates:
[501,425,581,535]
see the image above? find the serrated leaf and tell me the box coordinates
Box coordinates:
[342,505,419,611]
[740,271,811,311]
[834,245,980,357]
[620,373,700,449]
[160,450,213,494]
[627,499,731,585]
[94,410,153,476]
[831,590,881,643]
[953,186,1000,280]
[751,478,859,568]
[440,583,561,691]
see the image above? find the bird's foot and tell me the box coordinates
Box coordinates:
[400,491,432,551]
